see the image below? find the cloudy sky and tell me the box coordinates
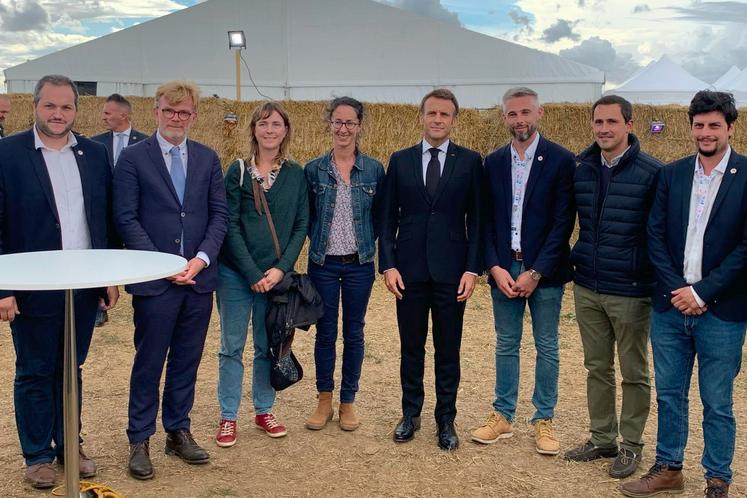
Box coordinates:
[1,0,746,90]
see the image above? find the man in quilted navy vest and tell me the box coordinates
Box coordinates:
[564,95,662,479]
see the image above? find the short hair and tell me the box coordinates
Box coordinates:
[688,90,738,126]
[154,80,201,112]
[502,87,539,107]
[248,101,292,162]
[592,95,633,123]
[105,93,132,113]
[420,88,459,116]
[324,96,365,123]
[33,75,79,108]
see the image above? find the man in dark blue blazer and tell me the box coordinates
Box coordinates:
[113,81,228,480]
[90,93,147,327]
[379,89,482,451]
[471,87,575,456]
[622,91,747,498]
[0,75,118,488]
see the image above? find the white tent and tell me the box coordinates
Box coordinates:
[604,55,712,105]
[722,70,747,107]
[714,65,743,90]
[3,0,604,107]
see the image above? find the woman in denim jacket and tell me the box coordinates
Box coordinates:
[304,97,385,431]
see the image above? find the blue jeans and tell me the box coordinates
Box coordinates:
[308,257,375,402]
[651,307,746,483]
[492,260,563,422]
[216,264,274,419]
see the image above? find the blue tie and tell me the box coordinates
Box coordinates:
[169,146,186,204]
[114,133,125,164]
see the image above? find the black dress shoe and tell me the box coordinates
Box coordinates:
[393,416,421,442]
[437,420,459,451]
[564,440,618,462]
[165,430,210,464]
[128,440,154,480]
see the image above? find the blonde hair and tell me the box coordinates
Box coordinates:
[154,80,201,111]
[248,101,292,163]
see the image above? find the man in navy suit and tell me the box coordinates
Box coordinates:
[621,92,747,498]
[91,93,147,327]
[0,75,118,488]
[113,81,228,480]
[380,88,482,451]
[471,87,575,456]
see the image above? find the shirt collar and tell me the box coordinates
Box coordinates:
[510,132,540,163]
[422,138,450,156]
[156,130,186,155]
[115,127,132,137]
[696,145,731,176]
[33,125,77,151]
[601,145,631,168]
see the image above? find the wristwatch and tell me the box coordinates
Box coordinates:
[528,269,542,281]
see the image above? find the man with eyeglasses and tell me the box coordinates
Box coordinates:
[113,80,228,480]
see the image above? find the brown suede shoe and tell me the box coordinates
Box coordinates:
[619,463,685,497]
[704,478,729,498]
[78,447,97,478]
[25,462,56,489]
[338,402,360,431]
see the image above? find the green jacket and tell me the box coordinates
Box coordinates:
[219,159,309,285]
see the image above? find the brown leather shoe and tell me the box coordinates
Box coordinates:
[25,462,56,489]
[619,463,685,497]
[704,478,729,497]
[78,447,97,478]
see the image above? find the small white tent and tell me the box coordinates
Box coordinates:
[714,66,743,90]
[721,69,747,107]
[3,0,604,107]
[604,55,712,105]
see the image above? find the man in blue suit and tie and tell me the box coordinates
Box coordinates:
[472,87,575,456]
[621,92,747,498]
[113,80,228,480]
[0,75,119,488]
[91,93,147,327]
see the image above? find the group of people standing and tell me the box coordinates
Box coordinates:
[0,75,744,498]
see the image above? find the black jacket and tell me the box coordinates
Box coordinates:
[572,134,662,297]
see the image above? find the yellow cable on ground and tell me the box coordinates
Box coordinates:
[51,480,126,498]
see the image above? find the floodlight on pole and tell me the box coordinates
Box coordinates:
[227,30,246,101]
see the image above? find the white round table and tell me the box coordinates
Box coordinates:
[0,249,187,497]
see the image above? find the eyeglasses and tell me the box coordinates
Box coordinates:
[330,120,360,130]
[159,108,194,121]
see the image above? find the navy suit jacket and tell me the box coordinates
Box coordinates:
[0,128,115,315]
[483,136,576,287]
[91,128,148,168]
[648,149,747,321]
[379,141,482,285]
[113,134,229,296]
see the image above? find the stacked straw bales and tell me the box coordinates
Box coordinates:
[4,95,747,168]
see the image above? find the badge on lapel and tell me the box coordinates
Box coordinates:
[730,168,737,174]
[537,156,544,162]
[77,150,83,155]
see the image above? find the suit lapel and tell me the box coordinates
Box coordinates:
[128,131,143,146]
[105,132,114,165]
[72,141,94,231]
[500,146,513,222]
[707,152,740,226]
[145,136,181,205]
[432,142,458,205]
[522,136,545,210]
[183,139,196,205]
[410,144,430,205]
[25,131,60,222]
[677,159,694,232]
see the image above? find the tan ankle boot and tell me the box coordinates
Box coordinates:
[305,392,333,430]
[338,402,360,431]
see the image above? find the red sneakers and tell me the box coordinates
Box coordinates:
[255,413,287,438]
[215,419,237,447]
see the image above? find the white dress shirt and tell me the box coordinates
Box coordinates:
[509,133,540,251]
[34,126,92,250]
[155,131,209,266]
[421,138,449,183]
[684,146,731,306]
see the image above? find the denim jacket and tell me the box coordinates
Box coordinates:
[305,151,385,265]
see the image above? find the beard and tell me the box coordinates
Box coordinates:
[35,119,73,139]
[510,124,536,142]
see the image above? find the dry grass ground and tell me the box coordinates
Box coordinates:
[1,280,746,497]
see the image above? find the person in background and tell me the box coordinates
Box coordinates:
[303,97,385,432]
[114,80,228,480]
[621,91,747,498]
[91,93,147,327]
[215,101,308,447]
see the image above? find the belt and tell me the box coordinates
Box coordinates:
[511,250,523,261]
[326,253,359,264]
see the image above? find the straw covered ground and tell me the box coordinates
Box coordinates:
[0,283,746,497]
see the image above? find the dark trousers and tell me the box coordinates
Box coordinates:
[126,285,212,444]
[396,280,465,422]
[10,290,98,465]
[309,257,375,403]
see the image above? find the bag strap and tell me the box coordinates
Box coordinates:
[257,180,282,261]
